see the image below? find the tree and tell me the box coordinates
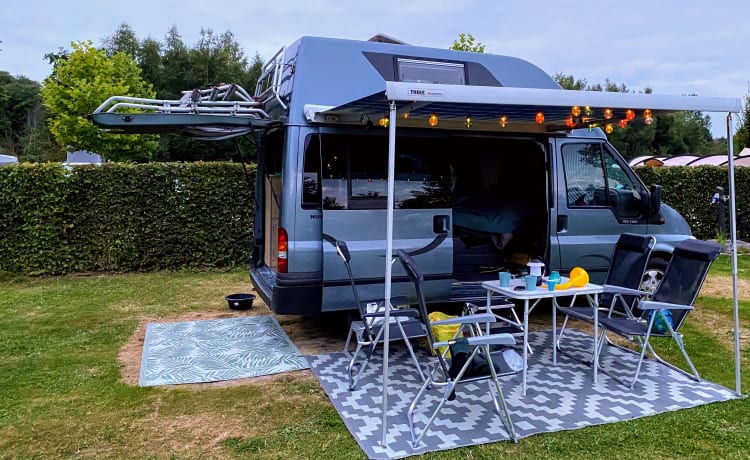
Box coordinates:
[733,84,750,153]
[41,41,158,162]
[0,71,60,160]
[450,33,486,53]
[102,23,139,58]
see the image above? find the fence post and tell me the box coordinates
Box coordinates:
[711,186,727,238]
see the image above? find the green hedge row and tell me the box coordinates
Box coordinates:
[0,162,255,275]
[635,165,748,240]
[0,163,743,275]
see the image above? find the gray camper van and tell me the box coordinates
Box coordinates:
[92,36,696,315]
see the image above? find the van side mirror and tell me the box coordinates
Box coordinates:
[648,185,663,216]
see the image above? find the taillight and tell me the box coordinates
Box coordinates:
[277,227,288,273]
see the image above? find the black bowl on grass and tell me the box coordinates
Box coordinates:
[225,293,255,310]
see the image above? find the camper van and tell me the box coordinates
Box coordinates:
[92,36,697,315]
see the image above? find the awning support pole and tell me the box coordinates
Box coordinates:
[726,113,742,396]
[380,99,398,447]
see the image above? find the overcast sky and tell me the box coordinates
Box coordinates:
[1,0,747,137]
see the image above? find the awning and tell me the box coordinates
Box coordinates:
[305,82,742,132]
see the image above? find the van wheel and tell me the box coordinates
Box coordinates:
[641,257,668,293]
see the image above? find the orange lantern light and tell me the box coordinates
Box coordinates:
[566,116,576,128]
[619,119,628,129]
[605,123,615,134]
[499,114,508,127]
[379,116,389,128]
[571,106,582,117]
[535,111,545,124]
[428,113,438,127]
[643,108,653,125]
[625,109,635,121]
[604,108,613,120]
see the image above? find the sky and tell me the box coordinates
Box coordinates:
[1,0,748,137]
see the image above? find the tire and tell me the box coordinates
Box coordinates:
[641,257,669,293]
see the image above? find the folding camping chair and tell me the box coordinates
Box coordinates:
[335,240,428,390]
[595,238,721,388]
[397,249,522,447]
[556,233,655,361]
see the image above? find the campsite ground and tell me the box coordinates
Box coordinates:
[1,257,749,459]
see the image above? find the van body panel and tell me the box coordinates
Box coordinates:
[321,208,453,311]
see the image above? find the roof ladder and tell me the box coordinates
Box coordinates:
[254,46,288,111]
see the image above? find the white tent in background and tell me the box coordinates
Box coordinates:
[0,154,18,166]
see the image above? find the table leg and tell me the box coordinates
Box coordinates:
[593,293,599,385]
[522,298,529,397]
[552,296,557,366]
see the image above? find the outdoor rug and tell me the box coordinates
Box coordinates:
[139,315,309,386]
[309,329,738,459]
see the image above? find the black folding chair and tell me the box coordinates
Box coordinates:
[556,233,655,362]
[596,239,721,388]
[397,249,522,447]
[335,240,427,390]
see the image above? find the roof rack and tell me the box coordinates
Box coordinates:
[90,83,273,140]
[93,83,269,118]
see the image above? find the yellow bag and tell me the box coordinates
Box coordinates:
[428,311,462,356]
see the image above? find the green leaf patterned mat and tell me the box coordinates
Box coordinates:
[139,315,309,386]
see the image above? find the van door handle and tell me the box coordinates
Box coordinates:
[433,215,450,234]
[557,215,568,233]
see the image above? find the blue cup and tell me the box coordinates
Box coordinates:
[524,275,537,291]
[548,280,557,291]
[499,271,511,287]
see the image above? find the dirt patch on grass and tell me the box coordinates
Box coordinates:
[129,412,249,456]
[700,275,750,301]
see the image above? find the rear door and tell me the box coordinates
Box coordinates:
[551,139,648,282]
[316,132,453,311]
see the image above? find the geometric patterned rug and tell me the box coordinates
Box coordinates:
[309,329,737,459]
[139,315,309,386]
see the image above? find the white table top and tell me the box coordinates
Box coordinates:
[482,277,604,299]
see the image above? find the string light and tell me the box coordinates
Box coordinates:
[571,106,582,117]
[643,108,653,125]
[499,114,508,127]
[465,115,472,128]
[605,123,615,134]
[428,113,438,127]
[535,111,545,124]
[604,108,613,120]
[379,116,389,128]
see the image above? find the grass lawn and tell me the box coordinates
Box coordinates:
[1,257,749,459]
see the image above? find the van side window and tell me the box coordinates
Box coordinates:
[562,143,643,218]
[309,134,451,210]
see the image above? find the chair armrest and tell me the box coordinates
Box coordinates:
[431,312,497,326]
[602,284,651,297]
[362,308,421,319]
[433,332,515,350]
[638,300,694,311]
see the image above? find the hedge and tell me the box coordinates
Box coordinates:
[0,163,744,275]
[634,165,749,240]
[0,162,255,275]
